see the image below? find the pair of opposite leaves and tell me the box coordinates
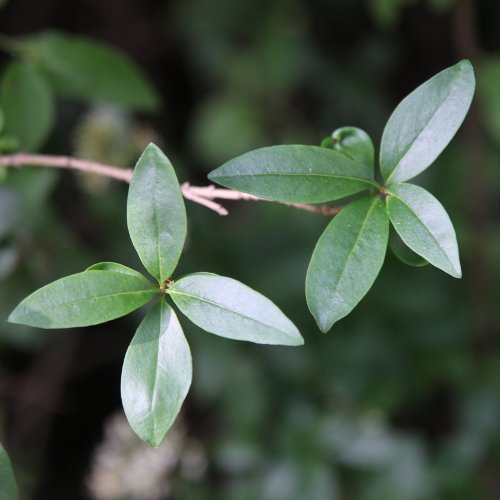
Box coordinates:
[8,144,303,447]
[209,59,475,332]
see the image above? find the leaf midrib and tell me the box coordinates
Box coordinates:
[149,302,163,442]
[215,172,376,185]
[385,65,465,183]
[40,288,156,312]
[330,198,379,305]
[169,289,293,340]
[151,165,163,281]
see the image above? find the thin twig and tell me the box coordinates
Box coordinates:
[0,153,341,216]
[0,153,133,182]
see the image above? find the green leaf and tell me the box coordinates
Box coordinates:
[121,300,192,447]
[0,135,20,154]
[8,270,157,328]
[86,261,150,280]
[331,127,375,168]
[0,441,19,500]
[380,60,475,183]
[21,31,159,111]
[389,228,428,267]
[306,196,389,332]
[386,183,461,278]
[127,144,187,282]
[208,145,377,203]
[169,273,303,346]
[0,61,54,151]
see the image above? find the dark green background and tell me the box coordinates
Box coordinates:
[1,0,499,498]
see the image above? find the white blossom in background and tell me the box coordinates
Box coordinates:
[72,105,159,194]
[86,412,206,500]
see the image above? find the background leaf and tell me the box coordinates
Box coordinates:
[0,61,54,151]
[169,273,303,346]
[306,196,389,332]
[477,57,500,141]
[0,441,19,500]
[380,60,475,183]
[331,126,375,168]
[21,31,159,111]
[8,270,157,328]
[127,144,187,282]
[121,300,192,447]
[208,145,376,203]
[386,182,461,278]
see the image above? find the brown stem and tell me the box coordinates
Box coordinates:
[0,153,341,217]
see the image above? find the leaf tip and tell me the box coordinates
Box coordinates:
[290,334,305,346]
[143,141,161,155]
[7,306,23,325]
[314,313,333,334]
[457,59,472,69]
[207,169,219,182]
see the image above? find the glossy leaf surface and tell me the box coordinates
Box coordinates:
[306,196,389,332]
[331,126,375,169]
[8,270,157,328]
[0,61,54,151]
[169,273,303,346]
[121,300,192,447]
[127,144,187,282]
[380,60,475,183]
[208,145,376,203]
[0,442,19,500]
[22,31,159,111]
[386,183,461,278]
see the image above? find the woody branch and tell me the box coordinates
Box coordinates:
[0,153,341,217]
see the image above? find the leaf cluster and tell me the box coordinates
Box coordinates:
[8,144,303,447]
[209,60,475,331]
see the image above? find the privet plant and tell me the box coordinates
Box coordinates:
[1,47,474,492]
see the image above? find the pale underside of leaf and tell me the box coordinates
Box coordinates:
[8,270,157,328]
[121,300,192,447]
[386,183,461,278]
[380,60,475,183]
[208,145,376,203]
[306,196,389,332]
[169,273,303,346]
[127,143,187,282]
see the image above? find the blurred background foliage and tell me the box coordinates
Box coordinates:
[0,0,499,498]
